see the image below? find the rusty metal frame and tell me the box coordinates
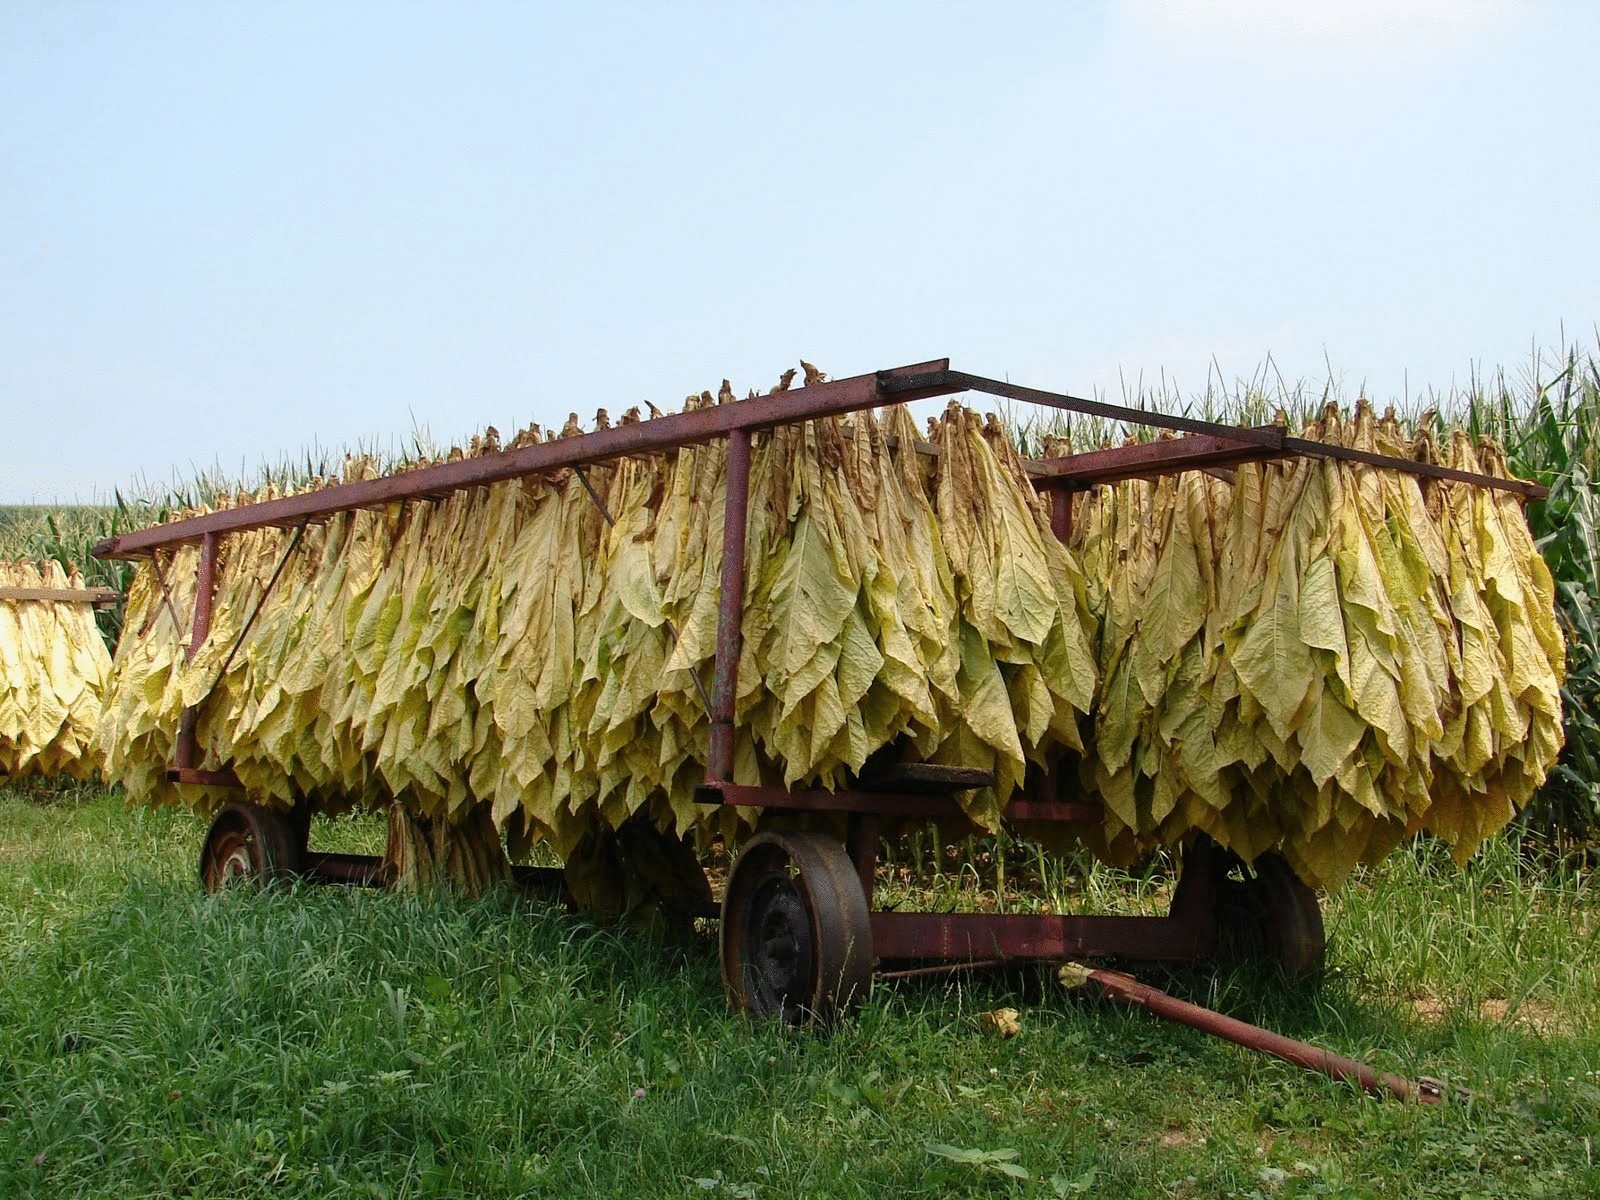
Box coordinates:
[138,547,187,639]
[92,361,960,560]
[1076,967,1453,1102]
[938,370,1547,500]
[871,912,1210,963]
[202,517,309,696]
[698,782,1101,825]
[707,428,752,784]
[91,360,1541,565]
[1031,431,1289,492]
[94,358,1549,974]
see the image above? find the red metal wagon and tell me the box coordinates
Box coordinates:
[94,360,1536,1099]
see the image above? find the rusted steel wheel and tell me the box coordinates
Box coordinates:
[1213,846,1325,979]
[199,802,302,893]
[721,830,873,1025]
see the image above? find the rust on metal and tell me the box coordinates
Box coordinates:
[699,782,1100,824]
[846,812,880,910]
[93,360,956,559]
[918,370,1290,446]
[571,465,613,524]
[1279,434,1545,500]
[203,517,309,698]
[94,359,1545,561]
[871,912,1213,964]
[1004,798,1103,823]
[696,783,959,817]
[1075,967,1453,1103]
[936,370,1545,500]
[0,586,120,607]
[140,547,187,639]
[166,766,243,788]
[1049,491,1073,542]
[1033,431,1288,492]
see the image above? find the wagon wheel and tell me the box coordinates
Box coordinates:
[199,802,302,892]
[720,830,874,1025]
[1210,844,1325,979]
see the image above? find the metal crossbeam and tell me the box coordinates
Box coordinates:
[93,358,1546,562]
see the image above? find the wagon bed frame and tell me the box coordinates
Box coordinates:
[93,360,1539,1098]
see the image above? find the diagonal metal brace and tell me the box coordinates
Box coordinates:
[201,518,311,700]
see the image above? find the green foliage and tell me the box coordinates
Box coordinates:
[0,504,134,643]
[1,436,432,650]
[2,786,1598,1198]
[1464,348,1600,843]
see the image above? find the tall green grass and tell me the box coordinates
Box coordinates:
[0,505,137,643]
[0,437,434,645]
[1462,348,1600,844]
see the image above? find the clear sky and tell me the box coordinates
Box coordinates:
[4,0,1596,502]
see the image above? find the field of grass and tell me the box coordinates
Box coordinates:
[3,782,1598,1199]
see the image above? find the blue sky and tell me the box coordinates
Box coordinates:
[4,0,1596,502]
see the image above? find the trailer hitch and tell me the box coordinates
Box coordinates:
[1059,963,1467,1104]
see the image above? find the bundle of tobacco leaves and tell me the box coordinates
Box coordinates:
[0,559,112,779]
[1067,402,1563,889]
[97,380,1100,892]
[98,376,1560,897]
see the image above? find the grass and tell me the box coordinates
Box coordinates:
[0,433,443,648]
[3,782,1598,1198]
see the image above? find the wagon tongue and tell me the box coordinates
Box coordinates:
[1058,963,1466,1104]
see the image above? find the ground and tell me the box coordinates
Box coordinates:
[1,783,1597,1199]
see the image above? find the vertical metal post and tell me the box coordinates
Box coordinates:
[1165,839,1220,956]
[847,813,879,910]
[1050,491,1073,543]
[708,430,752,783]
[1043,495,1075,814]
[175,532,220,771]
